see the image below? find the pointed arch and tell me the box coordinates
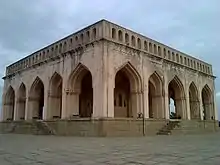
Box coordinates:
[30,76,44,92]
[67,63,93,118]
[188,82,199,119]
[189,82,198,96]
[168,75,186,119]
[149,71,163,95]
[148,71,164,118]
[201,84,214,120]
[17,83,26,120]
[29,76,44,120]
[48,72,63,119]
[168,76,185,98]
[3,86,15,121]
[49,72,62,91]
[115,62,142,93]
[68,63,92,93]
[114,62,142,118]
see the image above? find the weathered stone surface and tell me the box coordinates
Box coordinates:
[1,133,220,164]
[0,119,218,137]
[0,19,218,136]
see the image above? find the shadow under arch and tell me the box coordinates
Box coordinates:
[148,71,164,119]
[168,75,186,119]
[17,83,26,120]
[29,77,44,120]
[188,82,200,119]
[3,86,15,121]
[48,72,63,119]
[201,84,214,120]
[67,63,93,118]
[114,62,142,118]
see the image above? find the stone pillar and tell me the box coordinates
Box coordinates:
[186,92,191,120]
[143,86,149,118]
[14,100,19,120]
[164,84,170,120]
[106,77,114,118]
[138,91,144,117]
[13,95,19,121]
[0,93,5,121]
[91,56,108,118]
[61,89,68,119]
[43,87,49,120]
[92,79,106,118]
[25,95,29,120]
[213,88,218,121]
[198,89,204,120]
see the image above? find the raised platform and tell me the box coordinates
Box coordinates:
[0,118,218,137]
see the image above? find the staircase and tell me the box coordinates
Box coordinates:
[157,120,181,135]
[32,120,55,135]
[0,121,55,135]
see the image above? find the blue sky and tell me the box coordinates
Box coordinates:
[0,0,220,118]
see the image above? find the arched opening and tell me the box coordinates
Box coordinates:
[137,38,141,49]
[79,72,93,117]
[114,70,130,117]
[17,83,26,120]
[154,44,157,54]
[80,33,84,43]
[168,76,186,119]
[131,35,136,46]
[48,73,62,119]
[29,77,44,120]
[118,30,123,41]
[114,63,142,118]
[67,64,93,118]
[92,28,96,39]
[149,42,152,53]
[4,86,15,121]
[189,82,200,119]
[202,85,214,120]
[144,41,148,51]
[125,33,129,44]
[169,98,176,119]
[86,31,90,41]
[148,72,164,119]
[112,28,116,39]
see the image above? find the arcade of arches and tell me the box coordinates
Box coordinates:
[2,65,216,122]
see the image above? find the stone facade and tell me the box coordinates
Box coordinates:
[1,19,218,125]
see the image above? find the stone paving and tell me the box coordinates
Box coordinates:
[0,133,220,165]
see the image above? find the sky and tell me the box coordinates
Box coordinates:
[0,1,220,118]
